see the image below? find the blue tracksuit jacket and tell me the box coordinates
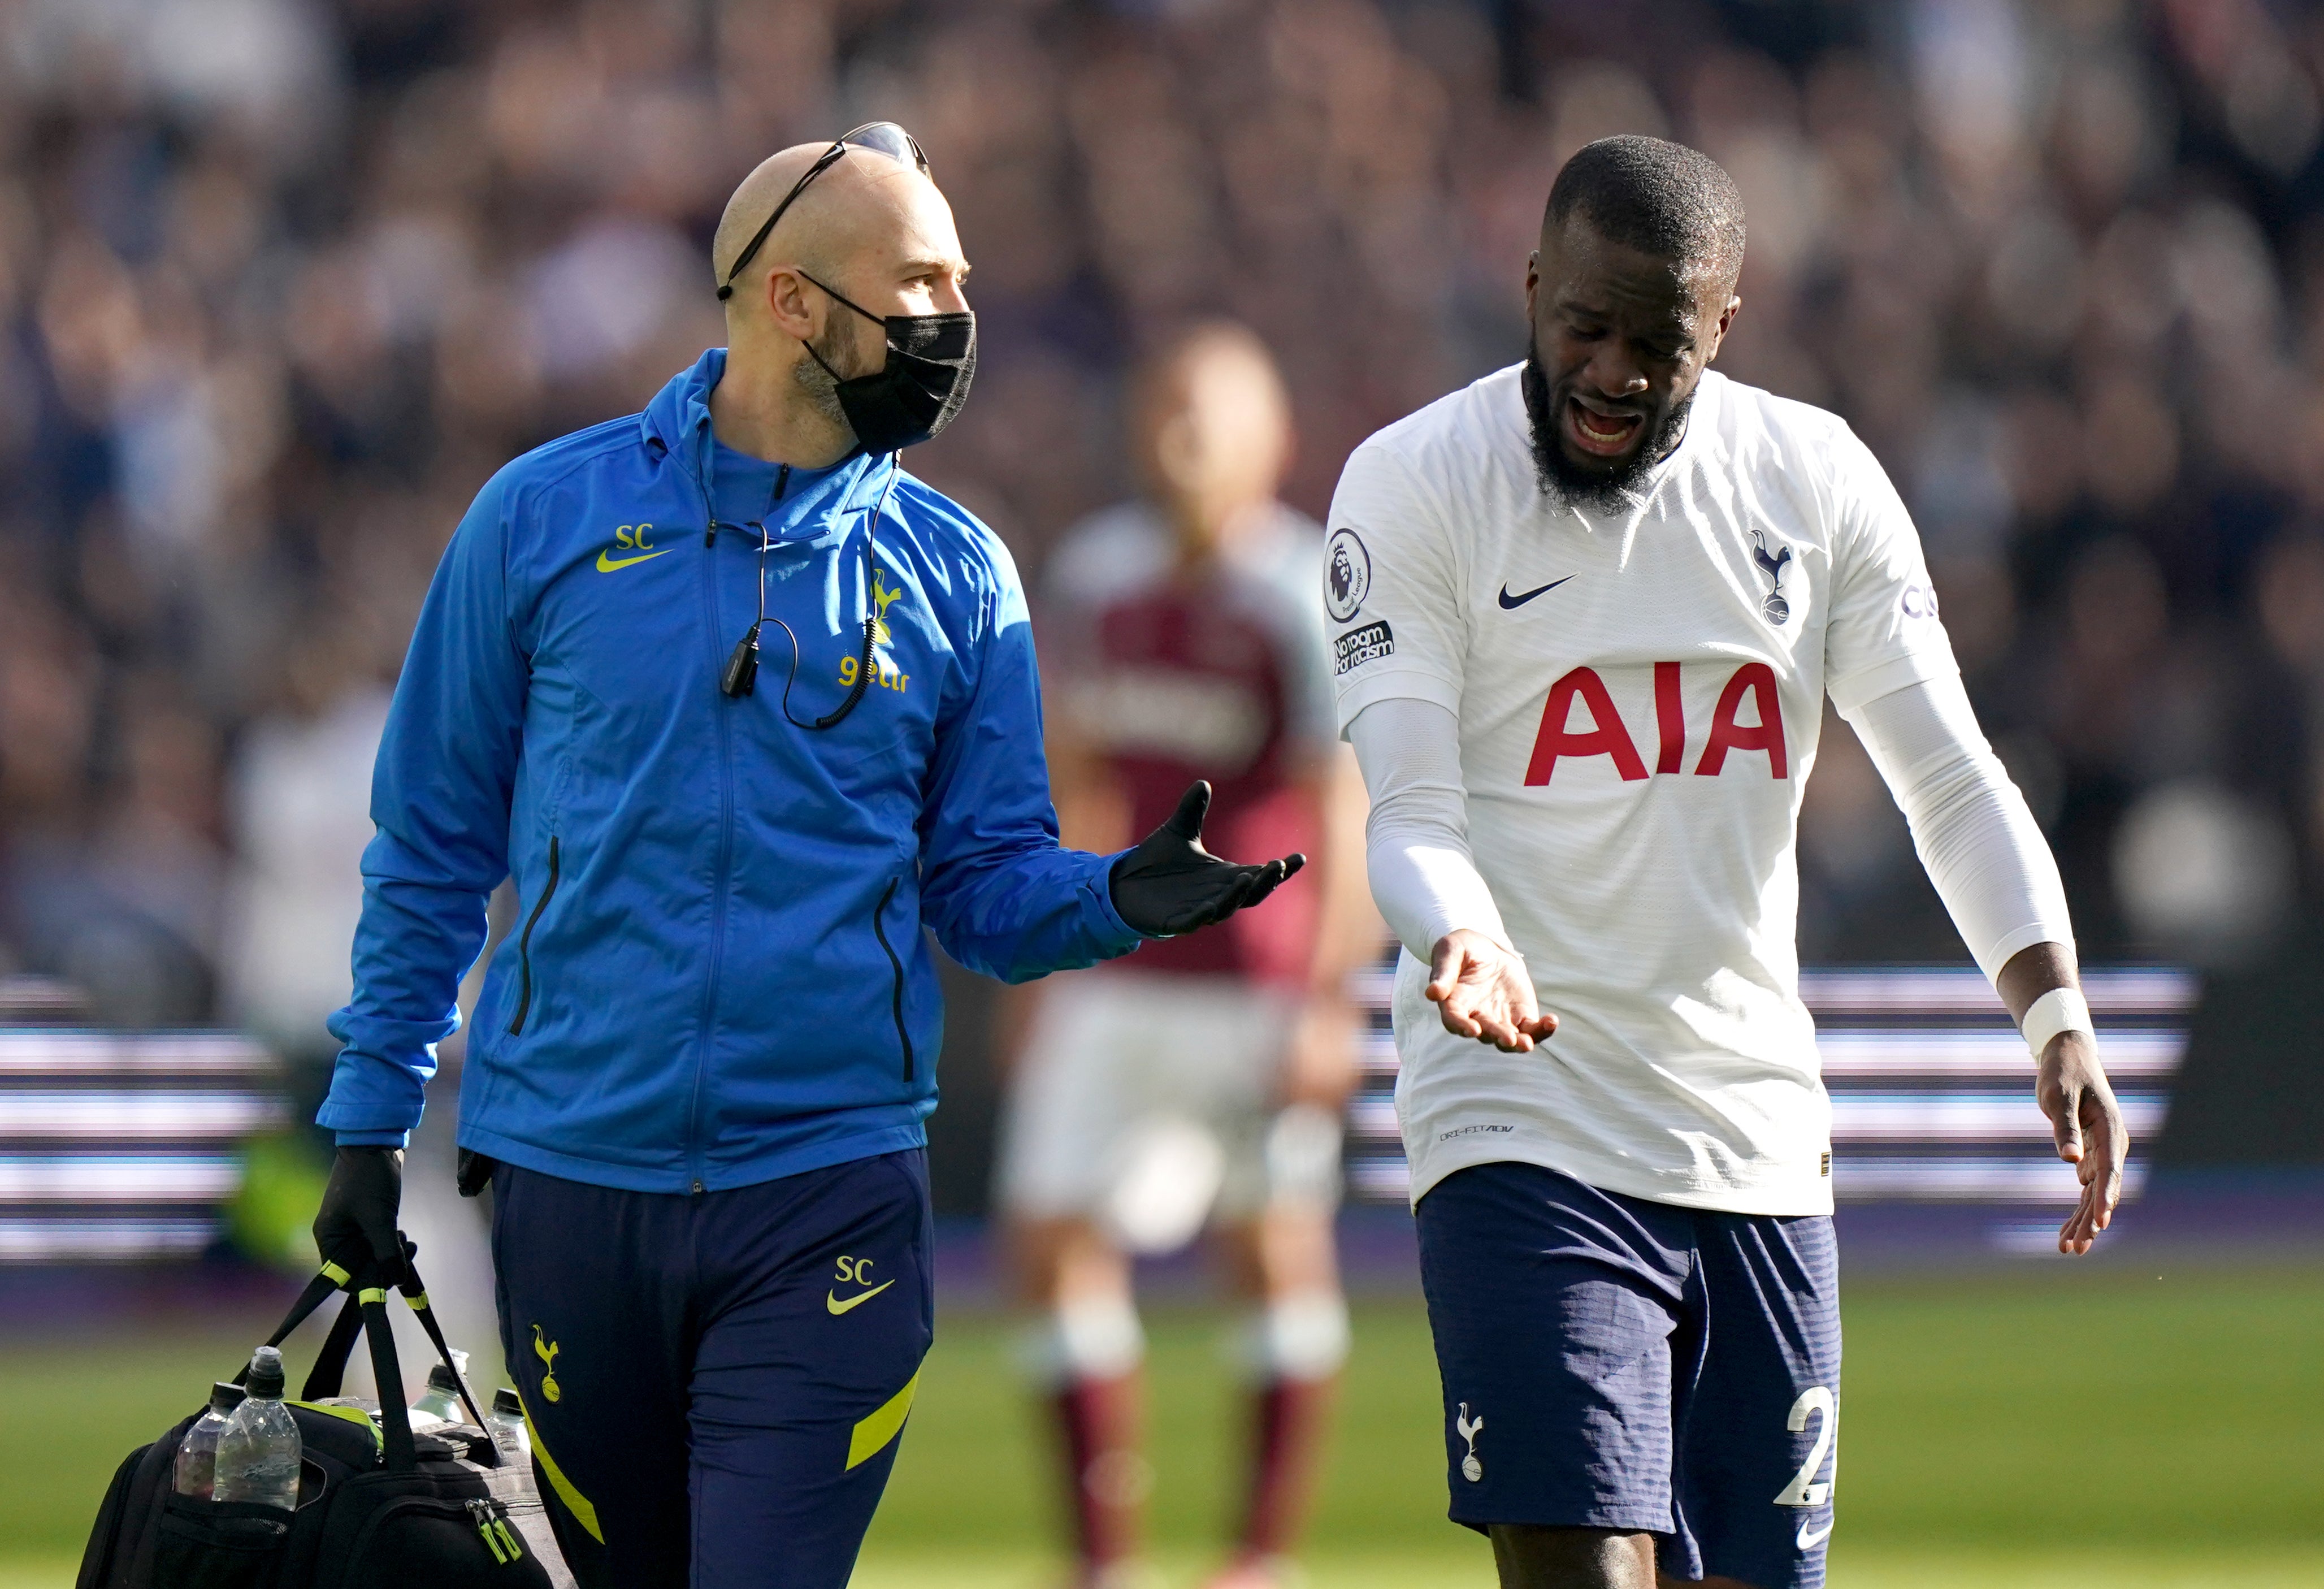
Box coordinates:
[317,348,1144,1191]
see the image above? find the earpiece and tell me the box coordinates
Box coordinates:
[722,624,762,698]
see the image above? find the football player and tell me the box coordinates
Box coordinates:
[1328,136,2123,1589]
[999,323,1378,1589]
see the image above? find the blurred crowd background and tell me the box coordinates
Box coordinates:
[2,0,2321,1177]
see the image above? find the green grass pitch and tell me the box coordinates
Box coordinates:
[4,1265,2317,1587]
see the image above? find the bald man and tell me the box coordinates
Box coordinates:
[998,324,1380,1589]
[307,128,1301,1588]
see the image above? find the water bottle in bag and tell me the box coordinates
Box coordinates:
[171,1382,247,1499]
[487,1387,531,1462]
[409,1348,471,1430]
[212,1346,302,1510]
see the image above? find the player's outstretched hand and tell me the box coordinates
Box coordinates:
[1427,929,1558,1053]
[2036,1032,2127,1255]
[1111,781,1306,938]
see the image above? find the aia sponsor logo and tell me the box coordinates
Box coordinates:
[1525,661,1788,785]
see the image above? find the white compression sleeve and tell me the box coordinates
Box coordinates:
[1841,674,2075,984]
[1347,698,1513,962]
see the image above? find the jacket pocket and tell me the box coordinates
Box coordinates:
[870,876,914,1083]
[508,837,561,1036]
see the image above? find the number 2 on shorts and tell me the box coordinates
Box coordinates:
[1772,1385,1836,1507]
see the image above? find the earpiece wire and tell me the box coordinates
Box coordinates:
[762,454,902,731]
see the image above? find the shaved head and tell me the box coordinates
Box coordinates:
[714,145,836,288]
[707,135,972,466]
[713,141,964,318]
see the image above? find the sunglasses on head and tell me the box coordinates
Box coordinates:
[717,123,931,301]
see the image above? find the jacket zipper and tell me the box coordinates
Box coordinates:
[507,836,561,1036]
[688,448,770,1190]
[693,518,731,1192]
[870,876,914,1082]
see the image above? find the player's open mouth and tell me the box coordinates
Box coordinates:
[1564,398,1645,458]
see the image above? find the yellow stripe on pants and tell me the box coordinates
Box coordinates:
[525,1412,605,1542]
[845,1370,921,1470]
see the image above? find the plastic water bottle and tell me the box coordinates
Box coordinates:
[409,1349,470,1430]
[213,1346,302,1511]
[487,1388,531,1463]
[172,1382,247,1499]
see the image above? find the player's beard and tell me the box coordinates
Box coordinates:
[1522,343,1694,515]
[791,321,858,439]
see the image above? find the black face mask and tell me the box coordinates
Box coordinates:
[799,272,976,454]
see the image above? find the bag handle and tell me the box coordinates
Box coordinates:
[298,1294,366,1400]
[397,1268,499,1452]
[357,1283,419,1472]
[235,1254,504,1471]
[248,1263,350,1357]
[229,1261,355,1391]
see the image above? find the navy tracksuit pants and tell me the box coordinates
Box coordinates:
[490,1149,934,1589]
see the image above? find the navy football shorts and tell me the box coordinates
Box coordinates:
[1417,1162,1840,1588]
[490,1150,933,1589]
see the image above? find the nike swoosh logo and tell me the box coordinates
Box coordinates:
[1498,574,1576,609]
[826,1280,896,1315]
[596,548,673,573]
[1796,1517,1834,1549]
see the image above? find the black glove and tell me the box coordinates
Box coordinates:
[1109,781,1305,938]
[456,1148,500,1199]
[314,1145,407,1286]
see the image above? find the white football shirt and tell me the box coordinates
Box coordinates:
[1330,365,1957,1216]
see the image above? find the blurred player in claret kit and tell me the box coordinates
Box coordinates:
[1328,136,2128,1589]
[998,323,1380,1589]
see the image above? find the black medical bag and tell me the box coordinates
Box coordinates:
[76,1262,567,1588]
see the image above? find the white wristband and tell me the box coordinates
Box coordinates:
[2020,986,2093,1060]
